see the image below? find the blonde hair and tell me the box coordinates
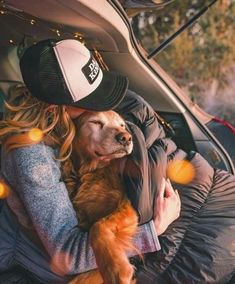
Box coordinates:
[0,85,75,161]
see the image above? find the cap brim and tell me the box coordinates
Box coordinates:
[70,71,128,111]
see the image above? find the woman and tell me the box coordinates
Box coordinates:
[0,39,180,283]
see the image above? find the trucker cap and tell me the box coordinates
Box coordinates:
[19,39,128,111]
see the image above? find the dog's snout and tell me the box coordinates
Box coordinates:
[115,132,132,146]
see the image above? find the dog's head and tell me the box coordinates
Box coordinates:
[73,110,133,169]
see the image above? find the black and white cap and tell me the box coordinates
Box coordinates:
[20,39,128,111]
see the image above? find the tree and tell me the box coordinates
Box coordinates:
[131,0,235,124]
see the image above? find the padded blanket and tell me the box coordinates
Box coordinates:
[137,156,235,283]
[117,90,235,283]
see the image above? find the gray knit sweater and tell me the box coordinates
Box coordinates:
[1,142,160,277]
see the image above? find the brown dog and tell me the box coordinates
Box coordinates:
[67,110,138,284]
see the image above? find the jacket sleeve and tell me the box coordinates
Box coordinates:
[115,89,166,148]
[116,90,186,224]
[120,122,168,225]
[6,143,160,275]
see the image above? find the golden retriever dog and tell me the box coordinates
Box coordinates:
[66,110,138,284]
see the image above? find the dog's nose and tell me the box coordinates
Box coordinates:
[115,132,132,146]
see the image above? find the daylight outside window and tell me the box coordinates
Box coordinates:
[130,0,235,126]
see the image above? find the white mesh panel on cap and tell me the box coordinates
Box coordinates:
[53,39,103,102]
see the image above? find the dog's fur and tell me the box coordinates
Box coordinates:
[66,110,138,284]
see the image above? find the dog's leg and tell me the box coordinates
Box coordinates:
[69,269,103,284]
[89,199,138,284]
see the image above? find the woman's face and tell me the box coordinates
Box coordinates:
[65,106,86,119]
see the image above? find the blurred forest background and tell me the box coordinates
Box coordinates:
[131,0,235,125]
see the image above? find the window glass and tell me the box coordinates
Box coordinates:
[131,0,235,126]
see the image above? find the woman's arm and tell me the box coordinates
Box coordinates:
[6,143,160,275]
[116,90,181,235]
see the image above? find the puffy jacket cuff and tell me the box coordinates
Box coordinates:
[131,220,161,256]
[149,220,161,251]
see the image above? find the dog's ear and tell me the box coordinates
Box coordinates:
[72,111,90,134]
[71,132,86,162]
[61,158,79,198]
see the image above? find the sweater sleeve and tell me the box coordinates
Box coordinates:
[7,143,159,275]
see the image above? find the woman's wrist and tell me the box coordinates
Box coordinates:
[154,217,167,236]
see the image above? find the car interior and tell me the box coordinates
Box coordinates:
[0,0,234,173]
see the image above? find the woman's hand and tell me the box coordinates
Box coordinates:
[154,178,181,235]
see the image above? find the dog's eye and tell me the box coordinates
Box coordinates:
[90,120,104,128]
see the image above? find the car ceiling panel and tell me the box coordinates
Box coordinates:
[3,0,130,52]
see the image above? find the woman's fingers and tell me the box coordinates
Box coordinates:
[164,178,175,197]
[175,189,180,198]
[154,181,181,235]
[158,178,166,199]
